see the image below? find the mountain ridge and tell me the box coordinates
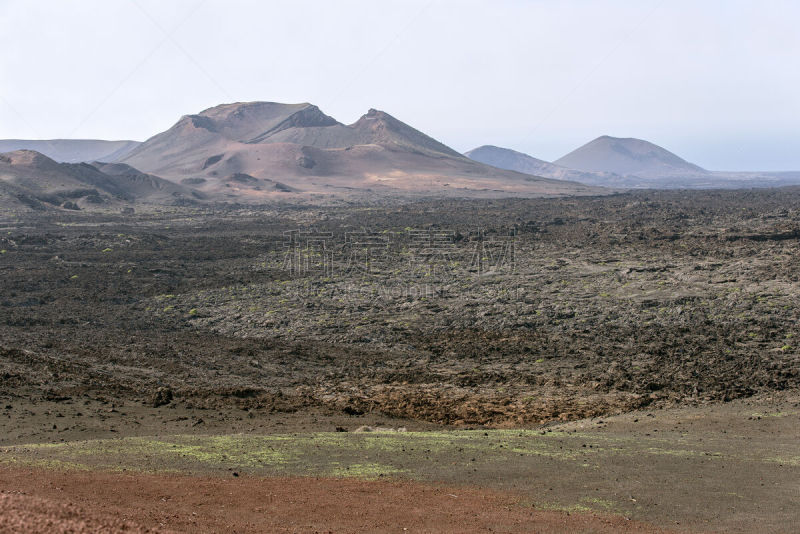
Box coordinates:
[0,139,140,164]
[0,149,201,212]
[466,141,800,189]
[464,145,628,187]
[118,101,599,199]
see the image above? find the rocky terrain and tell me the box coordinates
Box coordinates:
[1,189,799,427]
[2,189,800,532]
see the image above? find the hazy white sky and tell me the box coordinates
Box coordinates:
[1,0,799,170]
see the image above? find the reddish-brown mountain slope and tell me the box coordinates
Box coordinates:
[120,101,602,199]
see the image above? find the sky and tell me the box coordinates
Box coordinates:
[1,0,799,171]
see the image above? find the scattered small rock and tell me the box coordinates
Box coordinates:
[150,388,173,408]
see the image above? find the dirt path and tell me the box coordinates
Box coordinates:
[0,467,673,534]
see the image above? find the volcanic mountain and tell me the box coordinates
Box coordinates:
[469,142,800,189]
[0,150,200,212]
[0,139,140,163]
[465,145,626,187]
[554,135,706,178]
[120,102,601,198]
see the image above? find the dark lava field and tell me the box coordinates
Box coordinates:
[2,188,800,435]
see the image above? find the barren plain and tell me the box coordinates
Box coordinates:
[2,188,800,532]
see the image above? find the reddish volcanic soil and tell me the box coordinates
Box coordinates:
[0,468,672,534]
